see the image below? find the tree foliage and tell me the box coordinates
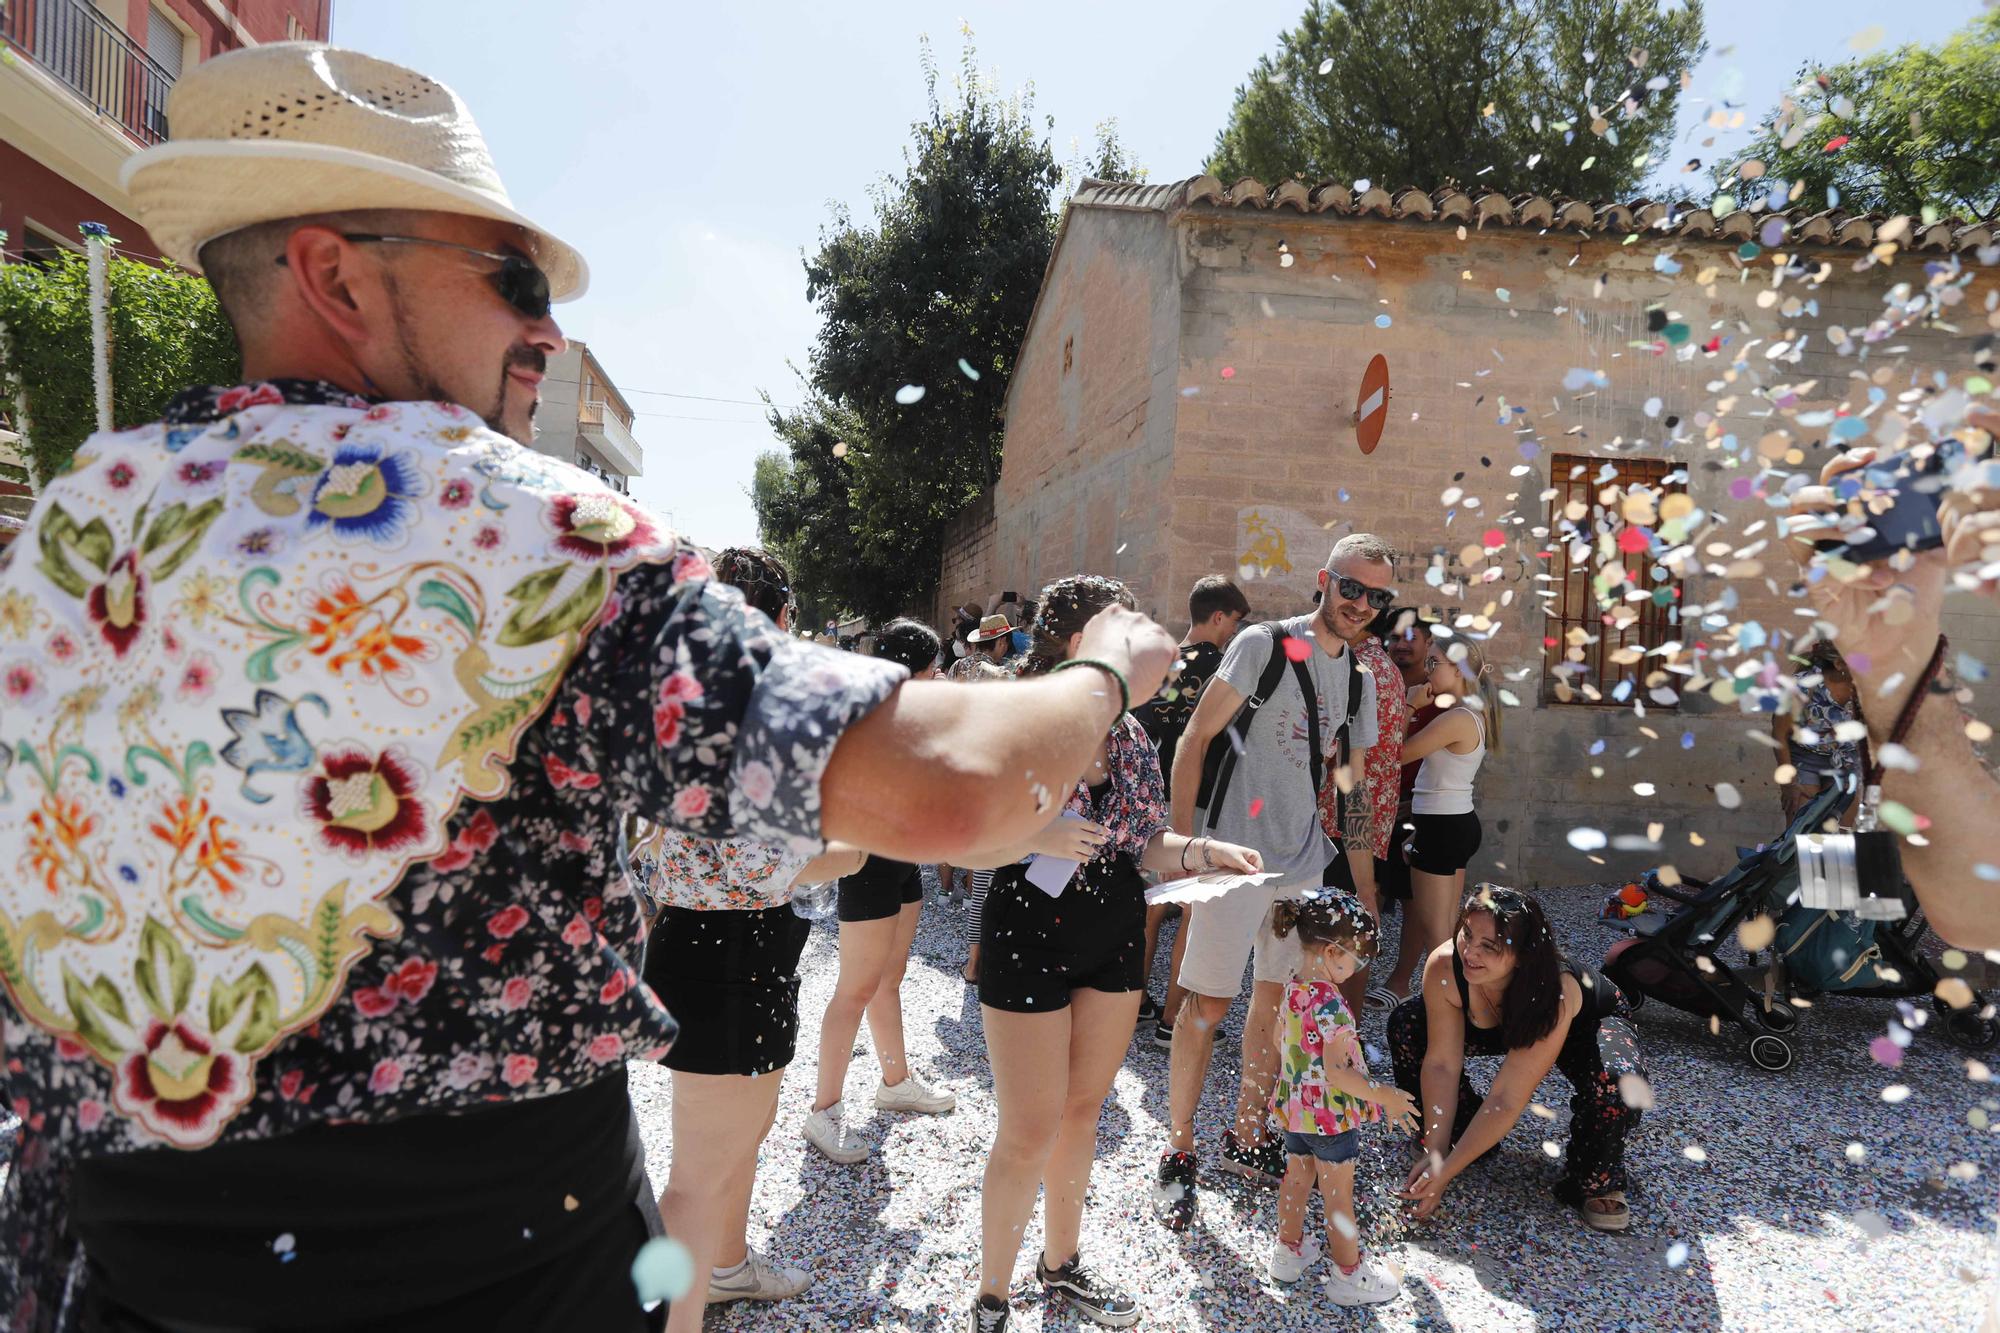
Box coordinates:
[754,34,1064,623]
[1719,11,2000,220]
[0,247,240,483]
[1208,0,1706,200]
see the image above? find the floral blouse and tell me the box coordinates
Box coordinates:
[1270,978,1383,1136]
[650,834,815,911]
[1060,712,1171,865]
[1319,637,1408,859]
[0,383,905,1329]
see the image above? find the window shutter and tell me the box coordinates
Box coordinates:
[146,5,185,79]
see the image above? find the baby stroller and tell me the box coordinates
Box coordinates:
[1602,782,1998,1071]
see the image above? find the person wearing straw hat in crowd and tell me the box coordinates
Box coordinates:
[951,613,1018,680]
[0,42,1179,1333]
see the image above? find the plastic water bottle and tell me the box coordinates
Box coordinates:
[791,880,837,922]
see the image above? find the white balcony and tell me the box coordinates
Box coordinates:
[577,399,642,479]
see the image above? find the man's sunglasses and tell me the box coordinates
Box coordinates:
[1329,575,1396,611]
[276,234,553,320]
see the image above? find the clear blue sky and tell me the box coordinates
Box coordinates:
[332,0,1978,549]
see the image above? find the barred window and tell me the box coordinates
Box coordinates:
[1541,453,1687,707]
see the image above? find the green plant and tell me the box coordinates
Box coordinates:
[755,31,1068,622]
[1719,11,2000,219]
[0,244,240,484]
[1209,0,1706,200]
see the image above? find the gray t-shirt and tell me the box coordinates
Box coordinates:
[1195,614,1379,892]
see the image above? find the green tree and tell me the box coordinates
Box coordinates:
[1208,0,1706,200]
[0,245,239,483]
[750,391,863,630]
[754,33,1064,623]
[1719,12,2000,220]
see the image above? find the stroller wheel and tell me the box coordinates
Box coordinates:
[1747,1034,1795,1072]
[1623,990,1646,1013]
[1758,1001,1798,1034]
[1936,999,2000,1051]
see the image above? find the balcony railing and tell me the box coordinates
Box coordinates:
[577,399,642,478]
[1,0,176,147]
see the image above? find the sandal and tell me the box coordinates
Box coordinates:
[1364,985,1399,1012]
[1580,1191,1630,1232]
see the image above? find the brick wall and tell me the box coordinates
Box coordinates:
[979,196,1997,885]
[933,487,996,627]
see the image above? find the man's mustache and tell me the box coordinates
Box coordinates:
[504,346,547,376]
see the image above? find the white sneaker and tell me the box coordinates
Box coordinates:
[803,1102,874,1164]
[1324,1255,1400,1306]
[875,1074,957,1114]
[705,1247,812,1304]
[1268,1234,1322,1283]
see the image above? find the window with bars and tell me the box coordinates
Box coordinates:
[1541,453,1685,707]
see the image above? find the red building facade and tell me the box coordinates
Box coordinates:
[1,0,331,263]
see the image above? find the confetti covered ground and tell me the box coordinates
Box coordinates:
[631,881,1996,1332]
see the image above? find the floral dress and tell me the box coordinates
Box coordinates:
[0,382,905,1328]
[1271,979,1383,1137]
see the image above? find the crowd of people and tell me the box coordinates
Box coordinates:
[613,537,1649,1330]
[2,37,1995,1333]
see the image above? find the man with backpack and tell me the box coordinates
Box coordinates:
[1154,535,1394,1230]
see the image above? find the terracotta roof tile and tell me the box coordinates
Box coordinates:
[1070,174,1999,253]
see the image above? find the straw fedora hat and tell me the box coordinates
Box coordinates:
[967,614,1014,644]
[120,43,586,301]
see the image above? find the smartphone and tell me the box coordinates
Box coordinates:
[1813,439,1964,564]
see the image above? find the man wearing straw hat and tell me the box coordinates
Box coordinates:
[0,43,1177,1332]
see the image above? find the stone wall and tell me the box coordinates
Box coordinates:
[946,196,1997,886]
[933,488,996,626]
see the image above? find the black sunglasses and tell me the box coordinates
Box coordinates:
[276,234,553,320]
[1330,574,1396,611]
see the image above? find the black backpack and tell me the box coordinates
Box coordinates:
[1196,623,1365,835]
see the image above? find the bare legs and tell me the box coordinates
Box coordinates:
[1142,903,1193,1026]
[812,914,900,1113]
[1166,978,1283,1152]
[978,988,1143,1300]
[657,1067,785,1333]
[868,899,922,1088]
[1275,1153,1362,1267]
[1407,867,1465,994]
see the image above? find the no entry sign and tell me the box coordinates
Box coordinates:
[1355,353,1390,455]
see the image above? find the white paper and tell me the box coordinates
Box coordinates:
[1024,853,1081,897]
[1144,871,1281,906]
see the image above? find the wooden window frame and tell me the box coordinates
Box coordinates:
[1541,452,1685,708]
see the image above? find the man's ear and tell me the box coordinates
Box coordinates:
[282,226,377,347]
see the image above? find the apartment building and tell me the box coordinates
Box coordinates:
[534,340,643,493]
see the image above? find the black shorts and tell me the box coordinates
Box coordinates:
[837,856,923,923]
[978,856,1146,1013]
[644,904,810,1076]
[1407,811,1483,875]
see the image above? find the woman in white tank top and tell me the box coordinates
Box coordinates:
[1396,637,1500,994]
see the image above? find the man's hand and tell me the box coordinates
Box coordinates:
[1940,409,2000,599]
[1076,604,1179,710]
[1786,447,1948,711]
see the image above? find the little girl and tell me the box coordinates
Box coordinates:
[1266,892,1418,1305]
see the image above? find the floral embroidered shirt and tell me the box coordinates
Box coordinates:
[1270,978,1383,1137]
[0,382,905,1328]
[1319,636,1409,859]
[649,834,816,911]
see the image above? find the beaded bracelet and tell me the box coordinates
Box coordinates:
[1053,657,1131,716]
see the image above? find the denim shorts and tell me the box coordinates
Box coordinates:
[1282,1128,1360,1164]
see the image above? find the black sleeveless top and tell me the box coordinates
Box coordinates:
[1450,947,1620,1056]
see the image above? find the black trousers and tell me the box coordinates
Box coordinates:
[74,1071,665,1332]
[1386,995,1644,1203]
